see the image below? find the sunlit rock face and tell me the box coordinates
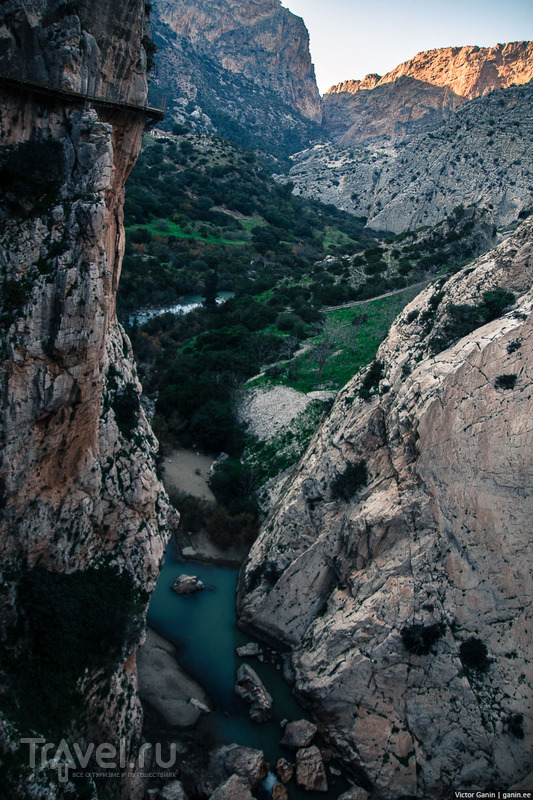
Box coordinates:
[0,2,173,797]
[238,218,533,798]
[324,41,533,145]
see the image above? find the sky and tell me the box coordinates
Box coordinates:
[282,0,533,94]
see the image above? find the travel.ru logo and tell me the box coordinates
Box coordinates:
[21,737,177,783]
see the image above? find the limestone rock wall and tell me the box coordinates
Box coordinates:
[238,219,533,797]
[323,41,533,146]
[0,3,172,798]
[289,82,533,233]
[153,0,322,124]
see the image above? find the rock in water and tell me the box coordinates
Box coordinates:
[234,663,273,722]
[209,775,254,800]
[236,642,261,658]
[172,574,205,594]
[159,781,189,800]
[223,745,268,789]
[280,719,317,749]
[272,784,289,800]
[295,746,328,793]
[275,758,294,784]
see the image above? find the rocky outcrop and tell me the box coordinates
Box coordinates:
[137,628,212,729]
[295,746,328,793]
[149,0,322,164]
[280,719,317,749]
[0,2,172,798]
[223,745,268,789]
[324,41,533,145]
[289,82,533,232]
[235,663,274,722]
[238,219,533,796]
[172,574,205,594]
[209,775,254,800]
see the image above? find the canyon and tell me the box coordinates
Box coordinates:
[1,0,532,798]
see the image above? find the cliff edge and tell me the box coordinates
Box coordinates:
[238,218,533,797]
[0,3,172,798]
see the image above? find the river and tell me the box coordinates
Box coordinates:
[129,291,235,326]
[146,539,351,799]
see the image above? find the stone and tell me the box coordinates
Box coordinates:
[337,790,370,800]
[223,745,268,789]
[236,643,261,658]
[275,758,294,784]
[295,746,328,793]
[158,781,188,800]
[234,664,273,723]
[172,574,205,595]
[280,719,317,749]
[137,628,212,729]
[209,775,254,800]
[272,784,289,800]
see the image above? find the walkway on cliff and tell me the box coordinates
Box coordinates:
[321,279,432,313]
[0,74,165,130]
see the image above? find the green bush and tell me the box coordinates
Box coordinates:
[358,359,384,401]
[331,460,369,501]
[401,623,444,655]
[495,374,518,390]
[111,383,140,436]
[459,637,490,672]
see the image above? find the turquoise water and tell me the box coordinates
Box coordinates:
[147,540,350,799]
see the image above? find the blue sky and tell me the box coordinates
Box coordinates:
[282,0,533,93]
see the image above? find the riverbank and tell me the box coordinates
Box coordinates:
[162,448,249,566]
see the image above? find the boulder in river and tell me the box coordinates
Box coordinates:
[337,789,370,800]
[223,745,268,789]
[209,774,254,800]
[172,574,205,594]
[234,663,273,723]
[280,719,317,749]
[272,784,289,800]
[275,758,294,784]
[137,628,212,729]
[158,781,189,800]
[295,746,328,793]
[236,642,261,658]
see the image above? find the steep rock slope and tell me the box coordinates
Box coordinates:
[288,82,533,232]
[238,219,533,797]
[150,0,323,162]
[324,41,533,145]
[154,0,321,121]
[0,2,172,798]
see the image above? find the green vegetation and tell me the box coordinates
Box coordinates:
[119,133,375,316]
[459,637,490,672]
[401,623,445,656]
[331,460,369,501]
[429,288,516,354]
[495,374,518,390]
[0,565,147,737]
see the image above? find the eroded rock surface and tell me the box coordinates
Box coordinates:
[238,219,533,797]
[0,3,172,798]
[235,663,274,722]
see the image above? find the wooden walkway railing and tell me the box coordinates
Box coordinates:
[0,74,165,130]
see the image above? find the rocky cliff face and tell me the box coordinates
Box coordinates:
[288,82,533,233]
[154,0,321,123]
[0,3,172,798]
[238,219,533,797]
[324,41,533,145]
[149,0,323,163]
